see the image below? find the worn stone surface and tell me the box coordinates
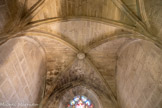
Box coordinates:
[28,21,133,105]
[30,21,127,50]
[117,40,162,108]
[0,0,162,108]
[0,37,46,108]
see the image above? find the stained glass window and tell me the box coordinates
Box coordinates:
[67,95,93,108]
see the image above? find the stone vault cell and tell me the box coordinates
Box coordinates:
[117,40,162,108]
[0,36,46,108]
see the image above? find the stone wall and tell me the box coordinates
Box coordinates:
[117,40,162,108]
[0,0,10,31]
[0,37,46,108]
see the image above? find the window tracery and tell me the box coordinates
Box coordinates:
[67,96,93,108]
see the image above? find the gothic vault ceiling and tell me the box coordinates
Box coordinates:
[0,0,162,108]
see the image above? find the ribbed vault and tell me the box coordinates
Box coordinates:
[0,0,162,108]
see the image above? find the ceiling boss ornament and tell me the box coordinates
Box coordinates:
[77,53,86,60]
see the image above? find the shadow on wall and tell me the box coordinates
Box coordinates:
[36,60,47,104]
[144,0,162,37]
[0,38,17,68]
